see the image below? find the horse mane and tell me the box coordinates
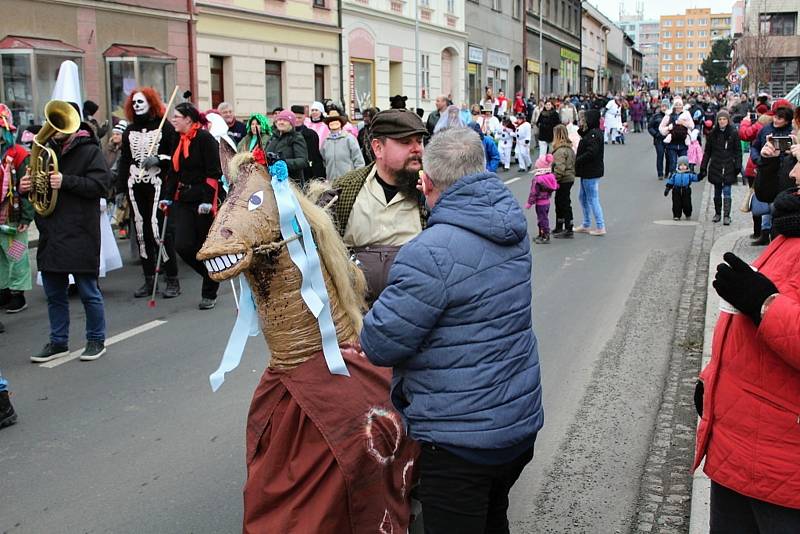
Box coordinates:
[227,153,367,333]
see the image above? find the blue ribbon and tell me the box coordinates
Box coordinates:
[209,276,260,392]
[208,161,349,392]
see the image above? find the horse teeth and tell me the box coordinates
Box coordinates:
[204,260,213,272]
[226,254,238,264]
[236,253,244,260]
[220,256,232,268]
[214,258,225,270]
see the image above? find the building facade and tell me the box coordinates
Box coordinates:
[1,0,192,129]
[736,0,799,96]
[659,8,723,93]
[710,13,732,41]
[525,0,582,98]
[581,2,610,95]
[194,0,341,118]
[617,18,660,84]
[465,0,524,105]
[342,0,466,117]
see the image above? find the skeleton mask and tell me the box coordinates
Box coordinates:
[132,92,150,116]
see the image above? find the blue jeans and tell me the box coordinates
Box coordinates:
[654,142,666,177]
[665,143,688,176]
[41,272,106,345]
[0,371,7,393]
[713,184,732,203]
[579,178,605,229]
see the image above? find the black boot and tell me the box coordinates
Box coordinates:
[0,288,10,308]
[555,220,574,239]
[552,219,565,235]
[162,277,181,299]
[712,198,722,223]
[752,215,762,239]
[134,276,156,298]
[751,229,771,246]
[5,291,26,314]
[0,320,5,333]
[723,198,732,226]
[0,390,17,428]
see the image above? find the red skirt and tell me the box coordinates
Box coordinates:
[243,346,418,534]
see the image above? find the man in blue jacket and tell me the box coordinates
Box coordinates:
[360,126,543,534]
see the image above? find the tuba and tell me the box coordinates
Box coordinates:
[29,100,81,217]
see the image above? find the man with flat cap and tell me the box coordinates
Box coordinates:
[291,105,325,181]
[332,108,428,305]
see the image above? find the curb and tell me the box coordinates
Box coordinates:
[687,227,751,534]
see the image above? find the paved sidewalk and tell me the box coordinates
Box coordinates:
[688,182,769,534]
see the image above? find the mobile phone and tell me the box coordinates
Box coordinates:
[749,112,757,121]
[771,136,794,152]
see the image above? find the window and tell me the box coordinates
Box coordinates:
[105,46,176,117]
[448,0,456,11]
[686,75,693,81]
[687,30,693,36]
[492,0,500,11]
[676,42,683,49]
[662,64,671,72]
[675,53,682,60]
[676,31,683,37]
[698,18,706,24]
[686,52,693,59]
[421,54,430,99]
[687,18,694,25]
[314,65,325,101]
[663,42,671,50]
[676,19,684,26]
[512,0,520,18]
[674,64,682,71]
[313,0,326,7]
[760,13,797,36]
[663,54,672,60]
[351,60,374,113]
[664,20,672,26]
[674,75,682,81]
[768,58,800,97]
[686,42,693,48]
[265,60,282,110]
[663,31,671,37]
[698,30,706,36]
[210,56,224,108]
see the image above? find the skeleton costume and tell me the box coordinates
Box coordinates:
[117,89,179,298]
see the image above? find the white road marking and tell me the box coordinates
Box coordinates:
[504,177,521,185]
[652,220,700,226]
[40,320,167,368]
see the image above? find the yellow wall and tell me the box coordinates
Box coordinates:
[196,15,338,50]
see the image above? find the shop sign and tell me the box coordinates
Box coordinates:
[487,50,510,70]
[526,59,540,74]
[468,46,483,64]
[560,48,580,62]
[467,63,478,74]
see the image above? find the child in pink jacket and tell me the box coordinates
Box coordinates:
[525,154,559,243]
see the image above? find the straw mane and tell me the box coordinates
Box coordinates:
[228,153,367,334]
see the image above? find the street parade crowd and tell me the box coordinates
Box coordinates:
[2,55,800,532]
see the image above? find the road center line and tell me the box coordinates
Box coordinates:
[40,320,168,368]
[504,177,521,185]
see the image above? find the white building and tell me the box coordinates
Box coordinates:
[342,0,467,117]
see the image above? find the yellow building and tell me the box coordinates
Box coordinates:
[659,8,731,93]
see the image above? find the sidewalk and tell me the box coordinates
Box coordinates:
[688,182,767,534]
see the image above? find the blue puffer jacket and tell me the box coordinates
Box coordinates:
[360,171,544,450]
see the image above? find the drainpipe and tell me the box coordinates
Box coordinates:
[522,0,528,95]
[338,0,345,108]
[187,0,198,103]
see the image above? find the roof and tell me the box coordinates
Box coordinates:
[0,35,83,53]
[103,44,175,60]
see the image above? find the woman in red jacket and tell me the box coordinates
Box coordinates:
[695,173,800,531]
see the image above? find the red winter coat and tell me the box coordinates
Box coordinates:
[737,116,765,178]
[693,235,800,509]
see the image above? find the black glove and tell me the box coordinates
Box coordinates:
[142,155,160,169]
[712,252,778,325]
[664,185,672,197]
[697,169,706,181]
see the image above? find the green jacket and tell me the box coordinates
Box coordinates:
[330,163,427,238]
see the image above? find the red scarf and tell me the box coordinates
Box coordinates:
[172,122,201,172]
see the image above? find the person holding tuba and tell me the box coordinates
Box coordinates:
[19,60,111,363]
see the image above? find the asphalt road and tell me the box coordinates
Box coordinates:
[0,131,697,533]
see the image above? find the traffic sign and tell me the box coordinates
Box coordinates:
[735,64,749,79]
[727,71,740,84]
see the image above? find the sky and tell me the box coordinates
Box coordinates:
[586,0,736,21]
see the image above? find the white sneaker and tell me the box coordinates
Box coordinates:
[589,228,607,236]
[573,226,591,234]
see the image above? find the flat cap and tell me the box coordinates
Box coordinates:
[370,109,427,139]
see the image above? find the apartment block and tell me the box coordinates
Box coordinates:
[659,8,727,93]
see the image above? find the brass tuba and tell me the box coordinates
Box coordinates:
[29,100,81,217]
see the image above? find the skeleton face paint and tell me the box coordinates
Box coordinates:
[132,92,150,116]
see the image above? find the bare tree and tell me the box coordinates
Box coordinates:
[734,0,773,93]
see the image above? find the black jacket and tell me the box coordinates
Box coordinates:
[648,111,665,145]
[755,154,797,203]
[266,129,308,186]
[36,124,111,275]
[575,110,604,179]
[228,120,247,146]
[296,124,325,181]
[425,110,441,138]
[536,109,560,143]
[166,128,222,204]
[700,125,741,186]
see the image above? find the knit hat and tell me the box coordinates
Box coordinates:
[309,101,325,116]
[534,153,554,175]
[755,103,769,114]
[771,188,800,237]
[112,119,128,135]
[83,100,99,117]
[769,98,794,115]
[275,109,296,126]
[677,155,690,169]
[716,109,730,121]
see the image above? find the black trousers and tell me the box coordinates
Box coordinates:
[671,186,692,218]
[131,183,177,278]
[418,443,534,534]
[554,181,574,225]
[710,481,800,533]
[173,201,219,299]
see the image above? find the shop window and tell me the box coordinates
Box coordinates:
[768,59,799,97]
[265,61,283,111]
[105,45,176,118]
[314,65,326,101]
[351,60,374,114]
[210,56,224,108]
[421,54,430,100]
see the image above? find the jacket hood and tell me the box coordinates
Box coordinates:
[584,109,600,129]
[429,172,527,245]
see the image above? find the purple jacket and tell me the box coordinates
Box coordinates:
[630,101,646,122]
